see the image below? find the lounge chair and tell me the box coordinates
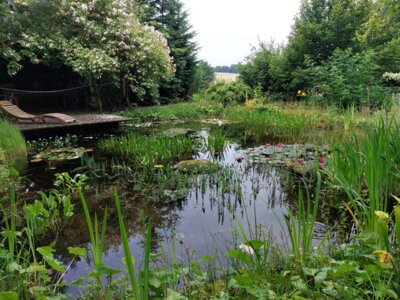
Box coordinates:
[0,100,76,124]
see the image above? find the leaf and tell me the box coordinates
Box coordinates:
[67,247,87,257]
[37,246,55,257]
[302,267,318,276]
[0,291,18,300]
[148,277,162,288]
[37,246,65,272]
[225,250,251,265]
[232,274,253,286]
[247,239,264,251]
[314,271,327,287]
[291,276,309,292]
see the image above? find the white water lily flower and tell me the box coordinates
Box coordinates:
[239,244,255,255]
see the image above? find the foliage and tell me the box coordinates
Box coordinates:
[205,81,253,106]
[1,0,174,103]
[138,0,198,102]
[189,60,215,94]
[0,119,27,171]
[327,120,400,236]
[100,132,194,167]
[315,49,390,108]
[238,41,282,95]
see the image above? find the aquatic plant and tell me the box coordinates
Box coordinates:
[204,128,227,156]
[100,132,194,167]
[328,120,400,235]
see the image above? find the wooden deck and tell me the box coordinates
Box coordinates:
[15,113,131,138]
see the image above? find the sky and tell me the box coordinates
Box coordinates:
[181,0,301,66]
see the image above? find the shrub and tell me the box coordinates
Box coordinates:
[205,81,253,106]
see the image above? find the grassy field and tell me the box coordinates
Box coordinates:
[215,72,239,82]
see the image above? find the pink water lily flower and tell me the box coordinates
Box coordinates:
[319,157,326,163]
[319,162,325,169]
[277,143,284,148]
[264,143,271,148]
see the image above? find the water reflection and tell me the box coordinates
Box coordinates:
[25,122,304,296]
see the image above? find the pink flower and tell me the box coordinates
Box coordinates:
[319,157,326,163]
[264,143,271,148]
[235,155,244,162]
[277,143,284,148]
[319,163,325,169]
[297,159,304,165]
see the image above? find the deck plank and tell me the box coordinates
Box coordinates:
[16,114,131,132]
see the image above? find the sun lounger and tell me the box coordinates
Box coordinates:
[0,100,76,124]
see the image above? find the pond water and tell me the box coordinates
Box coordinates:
[23,121,333,296]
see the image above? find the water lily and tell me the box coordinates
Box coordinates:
[239,244,254,255]
[277,143,284,148]
[235,155,244,162]
[319,162,325,169]
[319,157,326,163]
[264,143,271,148]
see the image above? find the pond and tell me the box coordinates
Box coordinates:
[23,121,334,296]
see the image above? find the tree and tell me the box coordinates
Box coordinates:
[189,60,215,94]
[138,0,198,102]
[358,0,400,73]
[0,0,174,106]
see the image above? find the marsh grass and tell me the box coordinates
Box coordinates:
[100,132,194,167]
[0,119,27,171]
[328,119,400,237]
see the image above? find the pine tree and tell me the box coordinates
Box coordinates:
[138,0,198,102]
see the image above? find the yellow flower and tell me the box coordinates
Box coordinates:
[375,211,389,222]
[154,164,164,169]
[373,250,393,264]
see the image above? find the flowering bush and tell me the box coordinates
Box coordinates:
[1,0,175,102]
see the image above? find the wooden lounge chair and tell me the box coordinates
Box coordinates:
[0,100,76,124]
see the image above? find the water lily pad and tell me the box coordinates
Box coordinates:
[34,147,90,164]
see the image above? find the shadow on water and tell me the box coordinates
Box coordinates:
[22,121,336,295]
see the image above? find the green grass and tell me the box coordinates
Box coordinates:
[100,131,194,167]
[0,119,27,171]
[328,119,400,237]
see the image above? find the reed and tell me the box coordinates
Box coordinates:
[0,119,27,171]
[328,119,400,236]
[100,132,194,167]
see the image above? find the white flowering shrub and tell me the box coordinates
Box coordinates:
[1,0,175,102]
[383,72,400,85]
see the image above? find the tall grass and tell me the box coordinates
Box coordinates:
[328,119,400,235]
[281,173,322,261]
[0,119,27,171]
[100,132,194,167]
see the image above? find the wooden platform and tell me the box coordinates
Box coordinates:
[15,114,131,138]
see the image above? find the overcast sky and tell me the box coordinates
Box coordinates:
[181,0,301,66]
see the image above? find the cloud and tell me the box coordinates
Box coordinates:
[182,0,301,66]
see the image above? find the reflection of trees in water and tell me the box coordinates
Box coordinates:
[55,183,186,267]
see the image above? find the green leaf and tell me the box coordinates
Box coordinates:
[37,246,64,272]
[0,292,18,300]
[148,277,162,288]
[232,274,253,286]
[302,267,318,276]
[247,240,264,250]
[67,247,87,257]
[37,246,55,257]
[314,271,327,287]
